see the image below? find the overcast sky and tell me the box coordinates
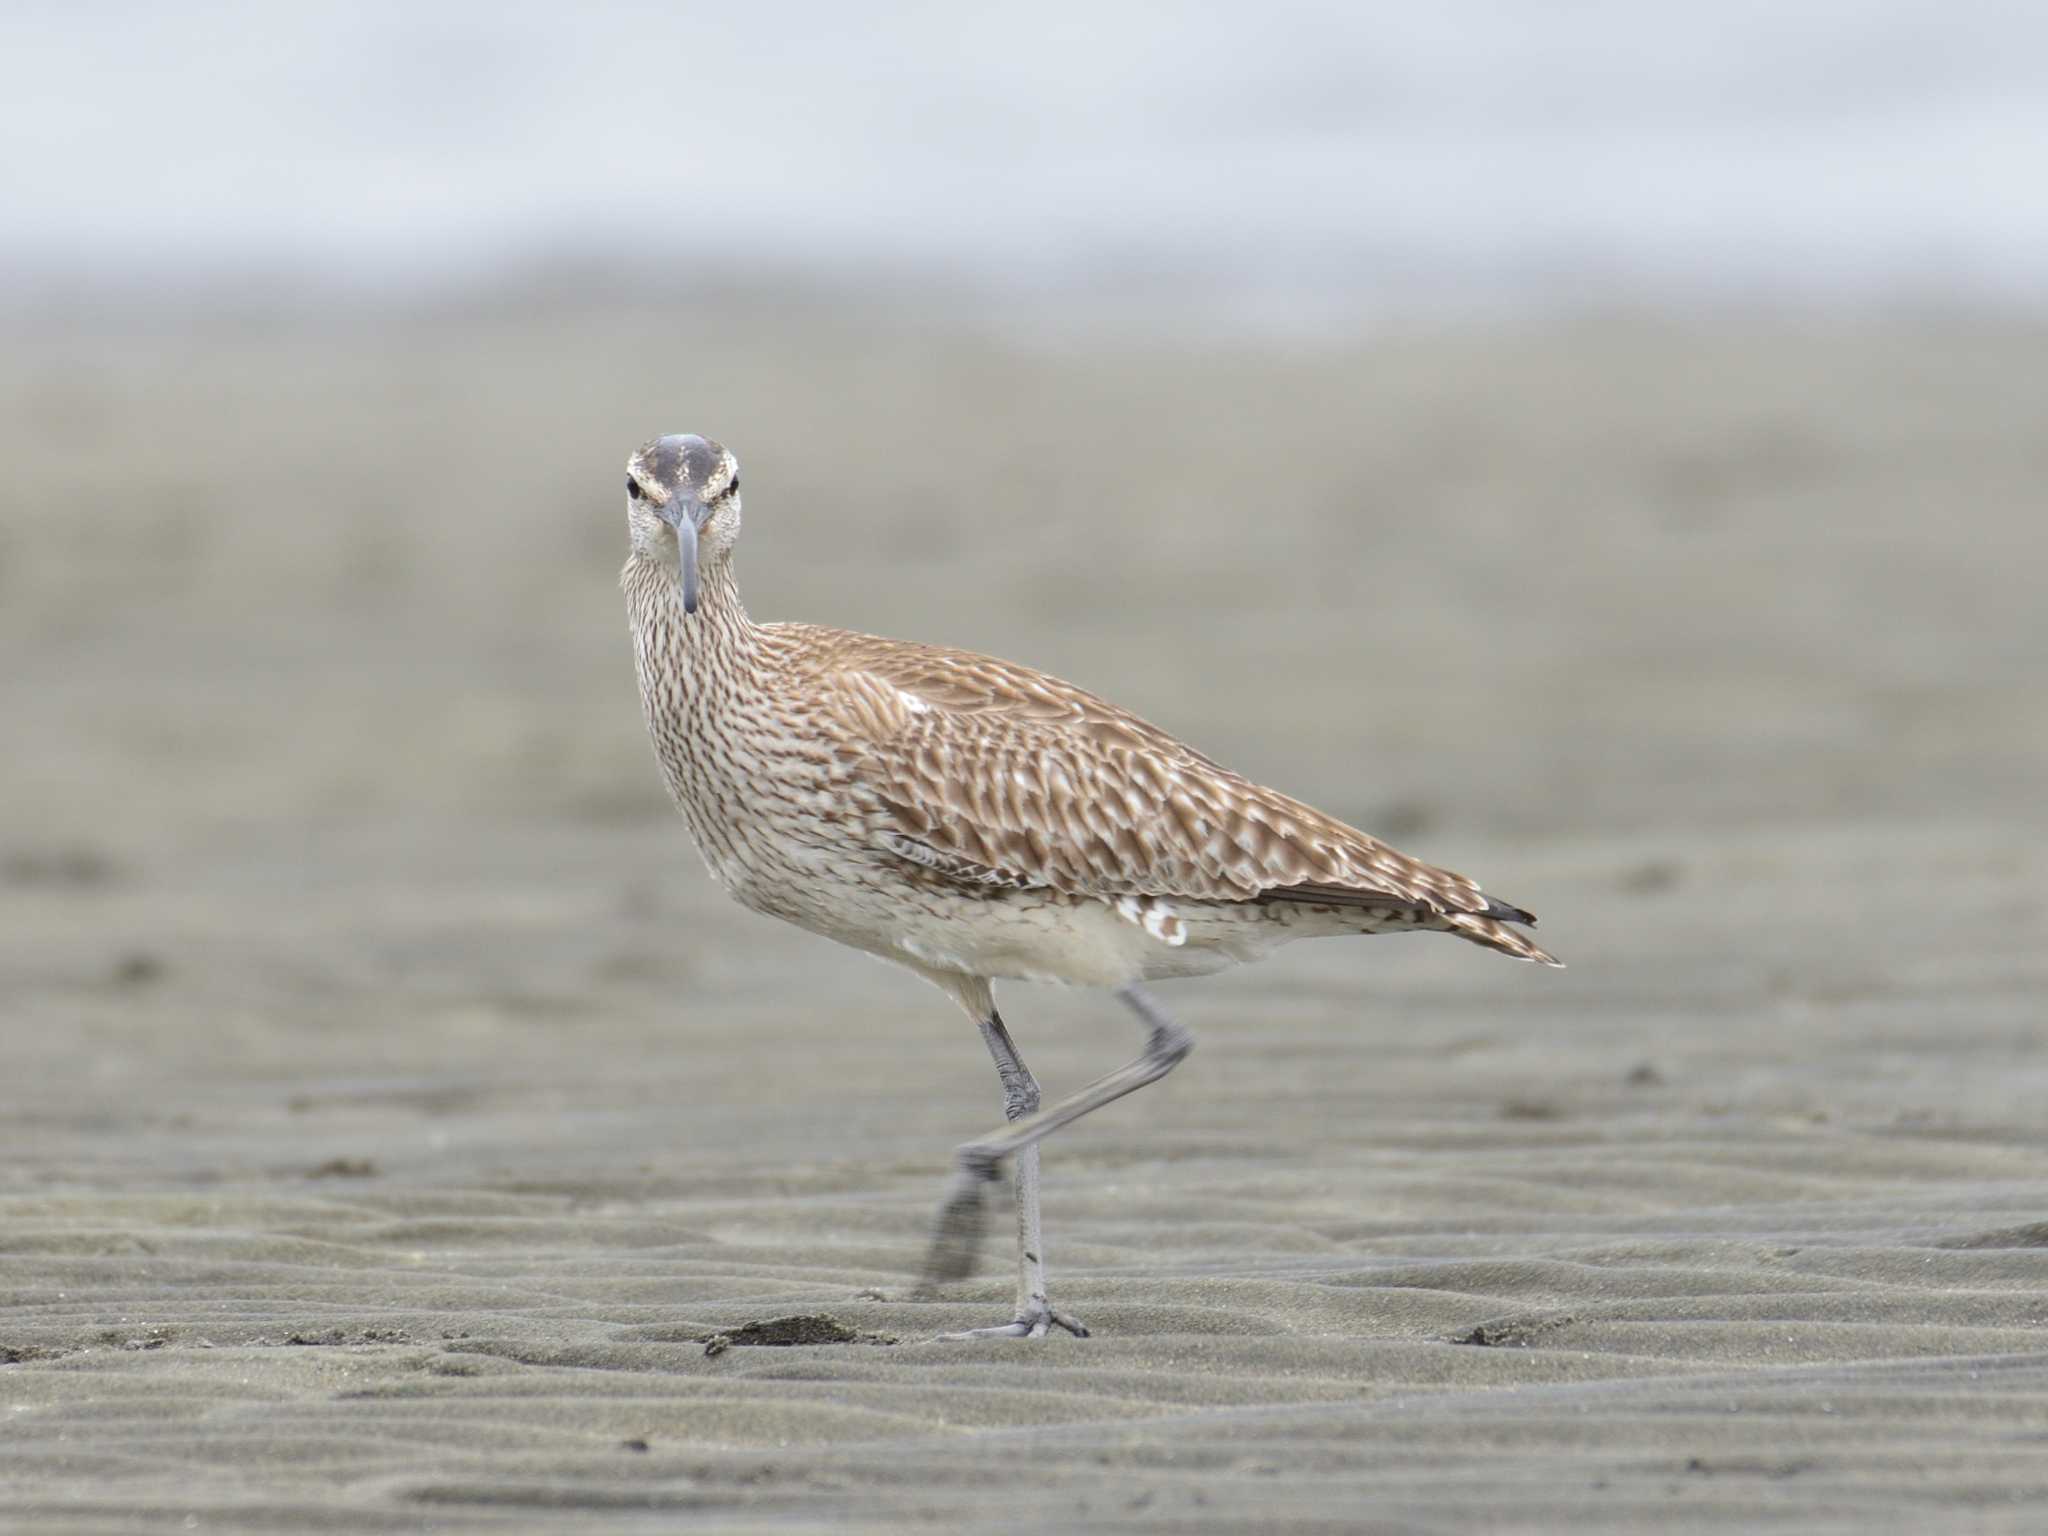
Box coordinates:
[6,0,2044,309]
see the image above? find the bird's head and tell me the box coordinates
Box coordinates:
[625,433,742,614]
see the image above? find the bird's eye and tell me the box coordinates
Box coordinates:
[726,472,739,496]
[626,477,643,501]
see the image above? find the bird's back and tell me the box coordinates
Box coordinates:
[759,623,1558,967]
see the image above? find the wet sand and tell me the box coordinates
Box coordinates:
[4,303,2046,1530]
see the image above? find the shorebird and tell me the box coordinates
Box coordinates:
[622,433,1558,1340]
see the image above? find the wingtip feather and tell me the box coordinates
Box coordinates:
[1447,911,1563,967]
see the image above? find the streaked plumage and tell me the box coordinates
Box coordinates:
[622,433,1558,1339]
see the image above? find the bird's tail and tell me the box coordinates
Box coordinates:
[1446,910,1563,967]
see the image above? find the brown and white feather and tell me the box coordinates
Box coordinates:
[794,628,1558,967]
[622,437,1557,981]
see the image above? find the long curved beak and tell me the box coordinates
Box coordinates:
[659,498,708,614]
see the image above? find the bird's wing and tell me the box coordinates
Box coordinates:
[818,647,1507,921]
[800,629,1228,766]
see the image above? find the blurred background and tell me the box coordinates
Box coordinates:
[10,1,2048,310]
[4,1,2044,1146]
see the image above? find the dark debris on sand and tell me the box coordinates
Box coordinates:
[697,1315,897,1357]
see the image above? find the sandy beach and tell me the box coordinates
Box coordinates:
[4,304,2046,1531]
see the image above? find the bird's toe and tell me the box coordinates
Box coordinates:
[934,1300,1088,1342]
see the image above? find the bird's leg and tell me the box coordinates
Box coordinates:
[917,984,1194,1327]
[931,1011,1089,1340]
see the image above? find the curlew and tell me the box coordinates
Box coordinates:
[622,433,1559,1339]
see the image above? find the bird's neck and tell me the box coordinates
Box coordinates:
[623,547,758,674]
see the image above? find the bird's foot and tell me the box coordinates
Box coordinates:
[911,1151,1000,1293]
[936,1299,1090,1342]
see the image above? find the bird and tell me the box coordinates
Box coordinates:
[621,432,1559,1340]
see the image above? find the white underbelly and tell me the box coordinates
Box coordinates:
[880,891,1323,987]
